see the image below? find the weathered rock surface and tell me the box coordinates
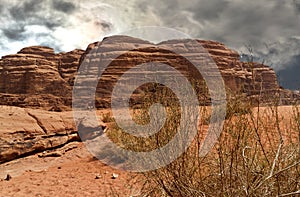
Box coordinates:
[1,35,297,109]
[198,40,279,95]
[0,105,79,163]
[78,36,288,107]
[0,46,84,110]
[0,35,298,163]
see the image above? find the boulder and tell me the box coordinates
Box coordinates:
[0,105,78,163]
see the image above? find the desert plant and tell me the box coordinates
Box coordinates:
[133,92,300,196]
[104,78,299,197]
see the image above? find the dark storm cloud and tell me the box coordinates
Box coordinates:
[96,21,112,31]
[0,0,76,53]
[52,0,76,13]
[135,0,299,44]
[0,3,3,14]
[188,0,229,20]
[7,0,63,29]
[136,0,191,28]
[231,2,296,39]
[5,0,64,33]
[9,0,43,20]
[0,0,118,57]
[277,54,300,90]
[22,0,43,13]
[100,22,110,29]
[44,21,63,30]
[293,0,300,13]
[134,0,299,89]
[2,26,26,40]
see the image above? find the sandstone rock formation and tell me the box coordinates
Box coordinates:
[1,35,290,110]
[78,36,284,108]
[0,105,78,163]
[0,46,84,110]
[0,35,298,163]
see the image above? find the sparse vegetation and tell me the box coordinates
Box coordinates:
[103,83,300,197]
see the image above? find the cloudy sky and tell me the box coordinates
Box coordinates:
[0,0,299,89]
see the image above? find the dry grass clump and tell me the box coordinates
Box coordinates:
[103,86,299,196]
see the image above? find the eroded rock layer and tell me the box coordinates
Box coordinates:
[0,105,78,163]
[0,46,84,110]
[79,36,283,108]
[0,35,298,163]
[0,36,289,109]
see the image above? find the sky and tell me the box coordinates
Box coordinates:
[0,0,299,89]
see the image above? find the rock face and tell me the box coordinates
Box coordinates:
[197,40,279,96]
[78,36,283,107]
[0,46,84,110]
[0,35,298,163]
[0,36,291,109]
[0,105,78,163]
[1,35,298,109]
[0,47,84,163]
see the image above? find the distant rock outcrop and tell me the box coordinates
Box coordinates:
[0,35,299,163]
[0,46,84,110]
[0,35,298,109]
[79,36,284,107]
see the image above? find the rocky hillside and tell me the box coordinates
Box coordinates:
[0,35,298,163]
[0,35,293,110]
[0,46,84,111]
[81,36,283,108]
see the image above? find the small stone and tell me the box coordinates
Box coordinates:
[95,174,101,179]
[112,173,119,179]
[58,166,61,169]
[4,174,12,181]
[38,151,62,158]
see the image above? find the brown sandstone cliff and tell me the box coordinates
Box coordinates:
[80,36,282,108]
[0,46,84,110]
[0,36,288,110]
[0,47,84,163]
[0,35,297,164]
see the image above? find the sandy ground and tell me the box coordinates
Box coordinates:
[0,142,141,197]
[0,105,298,197]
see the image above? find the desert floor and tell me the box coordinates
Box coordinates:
[0,105,298,197]
[0,142,141,197]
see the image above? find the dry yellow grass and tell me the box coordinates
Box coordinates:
[100,99,300,196]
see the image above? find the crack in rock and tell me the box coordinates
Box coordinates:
[26,111,48,134]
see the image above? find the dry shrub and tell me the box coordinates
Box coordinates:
[104,85,299,197]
